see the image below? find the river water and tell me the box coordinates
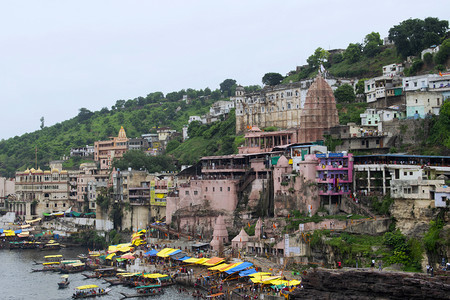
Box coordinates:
[0,248,193,300]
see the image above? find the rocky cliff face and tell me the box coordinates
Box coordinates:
[291,268,450,299]
[391,199,434,237]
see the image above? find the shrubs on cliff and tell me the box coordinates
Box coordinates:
[383,230,423,272]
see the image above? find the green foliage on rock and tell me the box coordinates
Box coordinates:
[336,102,368,125]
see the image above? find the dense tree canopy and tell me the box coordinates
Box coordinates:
[334,84,356,103]
[363,32,383,57]
[262,73,284,86]
[219,79,237,97]
[388,17,448,58]
[112,150,176,173]
[344,43,362,63]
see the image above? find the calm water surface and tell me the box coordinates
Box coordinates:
[0,248,194,300]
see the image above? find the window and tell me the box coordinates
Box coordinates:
[194,190,198,195]
[437,99,440,105]
[410,172,413,175]
[414,82,417,87]
[205,187,208,192]
[361,141,365,146]
[415,99,418,103]
[404,172,407,176]
[376,139,380,144]
[228,187,230,191]
[63,203,66,207]
[54,203,57,207]
[213,187,215,192]
[46,203,49,208]
[220,187,222,192]
[185,191,189,195]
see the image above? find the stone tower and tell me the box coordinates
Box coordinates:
[297,74,339,143]
[210,215,229,252]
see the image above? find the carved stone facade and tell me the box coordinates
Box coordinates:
[298,75,340,143]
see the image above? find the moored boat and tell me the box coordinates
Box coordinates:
[72,285,110,299]
[119,288,164,299]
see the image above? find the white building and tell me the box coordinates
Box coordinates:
[435,186,450,207]
[403,74,440,92]
[382,64,404,77]
[209,100,235,117]
[421,45,440,59]
[405,91,443,118]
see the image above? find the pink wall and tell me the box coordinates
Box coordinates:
[166,179,239,223]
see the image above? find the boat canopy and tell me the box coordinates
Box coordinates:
[45,255,63,259]
[76,284,98,290]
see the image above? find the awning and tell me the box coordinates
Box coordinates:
[194,258,210,264]
[167,249,181,256]
[225,262,253,274]
[202,257,224,266]
[14,229,22,234]
[220,262,243,272]
[183,257,201,263]
[208,263,229,270]
[176,256,191,261]
[156,248,178,258]
[18,231,30,238]
[144,249,158,256]
[239,268,257,277]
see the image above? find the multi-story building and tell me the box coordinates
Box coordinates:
[75,163,109,212]
[13,161,70,219]
[365,76,403,104]
[127,138,149,151]
[403,74,438,92]
[111,169,175,231]
[353,154,450,196]
[70,145,94,157]
[405,91,443,118]
[315,153,353,210]
[94,126,129,169]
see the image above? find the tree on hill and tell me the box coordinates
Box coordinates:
[429,99,450,149]
[220,79,237,97]
[262,73,284,86]
[307,47,330,70]
[363,32,383,58]
[388,17,448,58]
[434,38,450,65]
[334,84,356,103]
[344,43,362,63]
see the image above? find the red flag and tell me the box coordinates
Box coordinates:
[273,223,276,229]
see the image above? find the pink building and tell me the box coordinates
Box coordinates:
[315,153,354,211]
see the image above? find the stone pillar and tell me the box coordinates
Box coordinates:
[382,166,386,195]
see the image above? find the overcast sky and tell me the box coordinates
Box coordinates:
[0,0,448,140]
